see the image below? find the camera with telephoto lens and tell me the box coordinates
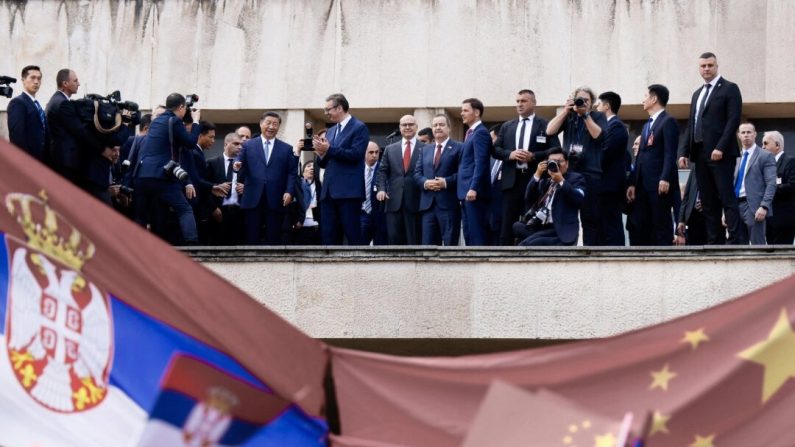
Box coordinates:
[573,97,586,108]
[0,75,16,99]
[547,160,559,173]
[74,90,141,147]
[119,185,134,196]
[524,206,550,229]
[120,159,131,172]
[302,122,314,151]
[163,160,190,183]
[183,94,199,123]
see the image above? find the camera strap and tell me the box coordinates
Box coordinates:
[168,116,178,161]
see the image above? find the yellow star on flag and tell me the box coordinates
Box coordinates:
[649,364,677,391]
[689,433,715,447]
[682,328,710,350]
[649,410,670,436]
[594,432,616,447]
[737,308,795,403]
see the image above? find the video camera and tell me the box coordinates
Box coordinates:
[0,75,16,99]
[183,93,199,123]
[73,90,141,146]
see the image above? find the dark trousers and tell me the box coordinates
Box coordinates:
[385,208,421,245]
[361,210,390,245]
[134,178,198,243]
[767,225,795,245]
[633,185,674,246]
[294,225,321,245]
[421,206,461,246]
[321,198,365,245]
[215,205,244,245]
[512,222,571,246]
[684,210,709,245]
[243,204,285,245]
[598,191,626,246]
[462,198,490,246]
[498,170,532,245]
[694,148,744,244]
[580,174,601,246]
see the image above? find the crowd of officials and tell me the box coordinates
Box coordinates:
[6,52,795,247]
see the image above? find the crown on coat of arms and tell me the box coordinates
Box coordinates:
[5,190,95,271]
[206,387,239,413]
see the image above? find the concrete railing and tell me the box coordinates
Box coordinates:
[189,247,795,343]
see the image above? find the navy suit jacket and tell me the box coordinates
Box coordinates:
[493,116,559,190]
[136,111,200,180]
[601,116,630,194]
[457,124,493,200]
[7,92,48,162]
[238,137,297,211]
[316,116,369,200]
[415,139,461,211]
[525,171,586,245]
[633,111,681,197]
[376,139,423,213]
[680,76,742,160]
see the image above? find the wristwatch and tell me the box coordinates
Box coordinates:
[583,112,591,120]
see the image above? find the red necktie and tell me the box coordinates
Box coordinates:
[403,141,411,173]
[433,143,442,169]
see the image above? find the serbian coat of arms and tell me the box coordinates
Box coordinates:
[4,191,113,413]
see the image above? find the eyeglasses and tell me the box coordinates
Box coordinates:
[324,105,339,113]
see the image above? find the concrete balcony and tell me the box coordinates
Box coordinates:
[186,246,795,354]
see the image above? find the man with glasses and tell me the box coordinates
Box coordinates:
[310,93,369,245]
[376,115,424,245]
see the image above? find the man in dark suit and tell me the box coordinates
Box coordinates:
[415,114,462,246]
[627,84,680,246]
[183,121,221,243]
[546,86,607,246]
[596,91,630,246]
[7,65,48,163]
[310,93,369,245]
[457,98,492,246]
[675,168,708,246]
[762,131,795,244]
[493,89,560,246]
[134,93,202,244]
[376,115,423,245]
[46,68,116,199]
[734,123,777,245]
[238,111,297,245]
[362,142,388,245]
[678,52,743,244]
[512,148,585,246]
[205,132,245,245]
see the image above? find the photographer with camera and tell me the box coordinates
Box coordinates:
[512,148,585,246]
[133,93,202,245]
[546,86,606,246]
[46,69,119,199]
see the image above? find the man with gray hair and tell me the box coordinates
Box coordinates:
[762,130,795,244]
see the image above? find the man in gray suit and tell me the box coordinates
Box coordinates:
[734,123,776,245]
[376,114,424,244]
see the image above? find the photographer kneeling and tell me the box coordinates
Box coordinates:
[133,93,201,244]
[512,148,586,246]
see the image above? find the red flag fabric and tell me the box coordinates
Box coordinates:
[332,275,795,446]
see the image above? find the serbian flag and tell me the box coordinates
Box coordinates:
[0,138,328,446]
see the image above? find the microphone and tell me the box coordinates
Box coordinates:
[385,129,400,141]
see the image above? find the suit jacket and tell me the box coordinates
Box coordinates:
[770,154,795,227]
[632,111,680,198]
[734,146,777,220]
[8,92,48,162]
[600,116,630,194]
[376,139,423,213]
[414,139,462,211]
[493,115,560,190]
[238,137,297,211]
[316,116,369,200]
[678,168,700,224]
[525,170,586,245]
[457,124,493,200]
[680,76,742,159]
[136,111,200,180]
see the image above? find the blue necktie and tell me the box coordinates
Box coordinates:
[263,140,270,164]
[641,118,652,143]
[734,150,749,197]
[331,124,341,145]
[33,99,46,128]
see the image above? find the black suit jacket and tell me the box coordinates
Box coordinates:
[680,76,742,160]
[770,154,795,227]
[46,91,105,172]
[632,111,680,197]
[7,92,48,162]
[493,116,559,190]
[376,139,423,213]
[678,168,700,224]
[600,116,630,194]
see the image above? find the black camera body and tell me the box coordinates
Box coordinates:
[0,75,15,99]
[547,160,559,173]
[573,97,586,108]
[302,122,314,151]
[523,206,550,229]
[163,160,190,183]
[183,94,199,123]
[74,90,141,146]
